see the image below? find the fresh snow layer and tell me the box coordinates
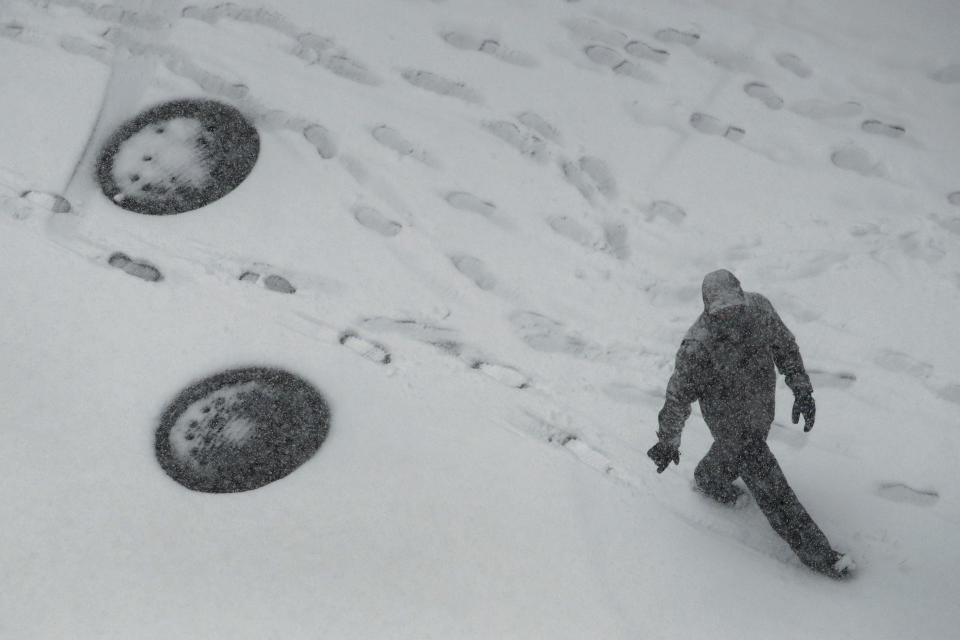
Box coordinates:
[110,117,213,199]
[2,0,960,638]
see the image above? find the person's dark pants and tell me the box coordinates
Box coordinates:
[695,437,836,572]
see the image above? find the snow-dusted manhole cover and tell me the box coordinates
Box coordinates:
[155,367,330,493]
[96,99,259,215]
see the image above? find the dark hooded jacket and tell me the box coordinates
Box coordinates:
[658,270,812,446]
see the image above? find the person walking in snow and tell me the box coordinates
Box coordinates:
[648,269,853,579]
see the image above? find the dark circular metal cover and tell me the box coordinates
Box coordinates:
[155,367,330,493]
[97,99,259,215]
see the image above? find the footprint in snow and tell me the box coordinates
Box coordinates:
[183,4,295,33]
[547,214,606,251]
[303,124,337,159]
[831,144,883,177]
[807,370,857,390]
[360,317,461,352]
[579,156,617,199]
[109,252,163,282]
[583,45,654,81]
[441,31,538,67]
[948,192,960,207]
[548,212,628,258]
[292,32,335,62]
[321,54,381,86]
[482,120,549,162]
[861,119,906,138]
[511,411,614,472]
[339,332,391,365]
[239,270,296,294]
[559,156,617,203]
[1,22,24,39]
[71,3,167,28]
[20,190,71,213]
[625,40,670,64]
[401,69,483,104]
[358,317,527,387]
[450,255,497,291]
[60,36,111,63]
[603,222,630,260]
[774,52,812,78]
[561,160,597,203]
[445,191,497,217]
[352,204,402,237]
[510,310,595,358]
[874,349,933,379]
[790,99,862,119]
[690,112,745,141]
[471,361,530,389]
[655,28,700,46]
[517,111,562,144]
[744,82,784,109]
[643,200,686,224]
[371,125,437,166]
[876,482,939,506]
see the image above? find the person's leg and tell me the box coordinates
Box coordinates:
[694,439,743,504]
[738,439,840,574]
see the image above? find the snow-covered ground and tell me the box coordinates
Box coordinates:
[2,0,959,637]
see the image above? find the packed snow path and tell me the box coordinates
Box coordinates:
[2,0,959,638]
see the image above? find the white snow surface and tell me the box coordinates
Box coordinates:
[2,0,959,638]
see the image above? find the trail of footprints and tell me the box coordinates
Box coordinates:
[19,189,529,388]
[440,30,538,67]
[563,14,919,180]
[874,349,960,407]
[183,5,380,85]
[21,7,954,381]
[56,14,344,163]
[22,1,939,189]
[477,110,618,205]
[357,317,530,388]
[31,3,374,167]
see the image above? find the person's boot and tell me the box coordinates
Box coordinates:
[799,547,856,579]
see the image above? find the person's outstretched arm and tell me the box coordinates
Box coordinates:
[657,338,703,447]
[761,296,816,430]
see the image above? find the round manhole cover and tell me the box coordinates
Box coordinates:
[155,367,330,493]
[97,99,259,215]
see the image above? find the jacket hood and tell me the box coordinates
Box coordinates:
[702,269,747,313]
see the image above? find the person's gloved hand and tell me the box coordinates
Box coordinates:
[647,441,680,473]
[792,392,816,432]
